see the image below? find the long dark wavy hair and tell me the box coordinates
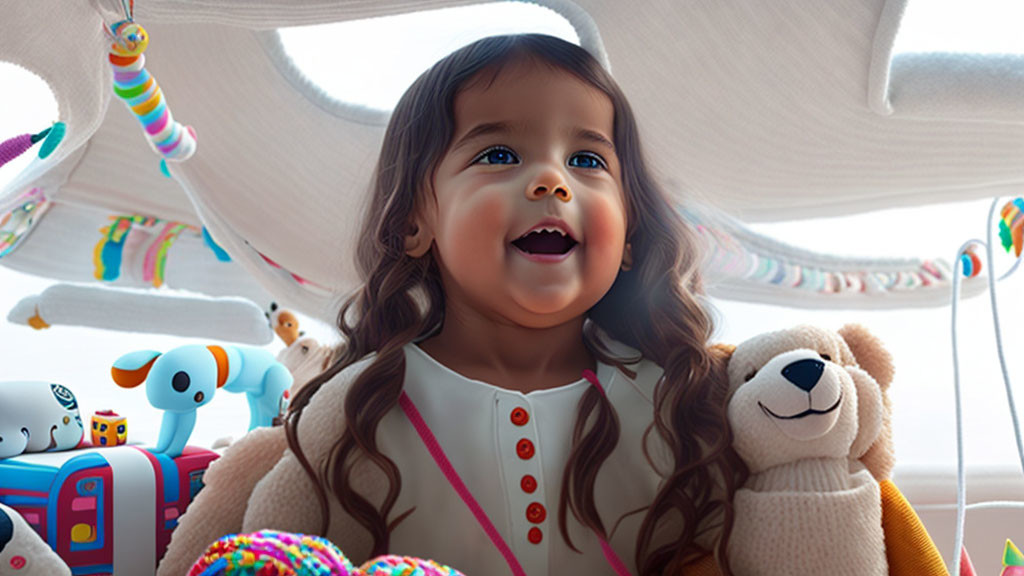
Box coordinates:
[284,33,747,575]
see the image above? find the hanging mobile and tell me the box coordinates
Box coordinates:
[105,0,196,173]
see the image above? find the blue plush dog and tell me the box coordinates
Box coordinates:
[111,345,292,457]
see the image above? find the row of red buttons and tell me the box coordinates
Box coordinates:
[512,406,546,544]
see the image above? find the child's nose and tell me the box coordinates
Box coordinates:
[526,169,572,202]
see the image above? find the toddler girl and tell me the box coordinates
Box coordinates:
[160,33,745,576]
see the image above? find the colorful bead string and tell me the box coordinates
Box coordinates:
[254,246,332,296]
[686,208,955,295]
[0,187,49,259]
[1000,198,1024,258]
[107,19,197,162]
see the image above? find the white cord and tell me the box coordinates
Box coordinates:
[918,500,1024,512]
[984,198,1024,476]
[950,237,977,576]
[949,197,1024,575]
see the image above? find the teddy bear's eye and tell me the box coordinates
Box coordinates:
[820,353,832,361]
[744,370,757,382]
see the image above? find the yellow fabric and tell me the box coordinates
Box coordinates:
[677,480,949,575]
[879,479,949,576]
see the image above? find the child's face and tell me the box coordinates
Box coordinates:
[414,59,627,328]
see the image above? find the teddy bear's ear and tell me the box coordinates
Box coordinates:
[837,324,894,389]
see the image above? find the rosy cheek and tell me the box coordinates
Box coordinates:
[453,193,509,245]
[584,196,628,248]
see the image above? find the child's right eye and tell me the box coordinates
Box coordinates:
[474,146,520,166]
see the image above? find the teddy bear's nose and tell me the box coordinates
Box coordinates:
[782,358,825,392]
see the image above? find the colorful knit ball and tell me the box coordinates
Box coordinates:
[188,530,356,576]
[360,555,465,576]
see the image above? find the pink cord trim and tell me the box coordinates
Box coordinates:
[399,391,528,576]
[401,374,632,576]
[582,368,606,397]
[599,538,632,576]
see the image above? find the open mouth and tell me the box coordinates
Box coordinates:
[511,229,578,255]
[758,393,842,420]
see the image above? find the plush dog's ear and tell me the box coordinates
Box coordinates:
[206,346,243,388]
[111,350,161,388]
[838,324,894,389]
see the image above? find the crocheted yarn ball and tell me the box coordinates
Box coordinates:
[188,530,355,575]
[360,555,465,576]
[188,531,467,576]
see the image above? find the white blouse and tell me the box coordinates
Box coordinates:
[375,334,672,576]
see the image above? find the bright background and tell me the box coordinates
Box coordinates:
[2,1,1024,474]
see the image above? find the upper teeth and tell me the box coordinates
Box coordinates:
[524,226,567,238]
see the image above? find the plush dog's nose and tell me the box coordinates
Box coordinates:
[782,358,825,392]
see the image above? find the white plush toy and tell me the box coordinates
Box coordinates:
[0,382,84,458]
[723,325,889,576]
[0,503,70,575]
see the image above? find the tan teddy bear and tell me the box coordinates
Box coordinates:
[721,324,945,576]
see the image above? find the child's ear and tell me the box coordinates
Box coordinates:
[404,192,436,258]
[404,219,433,258]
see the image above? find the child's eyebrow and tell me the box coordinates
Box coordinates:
[451,121,616,154]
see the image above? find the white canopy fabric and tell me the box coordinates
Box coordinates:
[0,0,1010,322]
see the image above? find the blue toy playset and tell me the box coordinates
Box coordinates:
[110,344,292,457]
[0,444,217,575]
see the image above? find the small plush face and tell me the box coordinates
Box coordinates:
[277,336,333,398]
[46,384,84,451]
[726,326,864,474]
[0,382,84,455]
[0,426,29,459]
[145,346,219,413]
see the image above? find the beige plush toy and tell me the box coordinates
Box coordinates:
[721,324,946,576]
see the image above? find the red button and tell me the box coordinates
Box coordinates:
[520,475,537,493]
[510,407,529,426]
[10,555,25,569]
[516,438,535,460]
[528,527,543,544]
[526,502,547,524]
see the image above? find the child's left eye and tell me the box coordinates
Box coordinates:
[568,152,607,170]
